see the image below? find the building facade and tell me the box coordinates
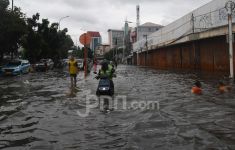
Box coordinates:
[132,0,235,74]
[136,22,163,41]
[95,44,110,59]
[87,31,102,53]
[108,29,124,49]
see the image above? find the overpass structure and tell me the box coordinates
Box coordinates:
[133,0,235,75]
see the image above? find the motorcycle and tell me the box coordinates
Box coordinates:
[96,77,114,96]
[94,72,115,112]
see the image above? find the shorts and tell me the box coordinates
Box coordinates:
[70,74,77,78]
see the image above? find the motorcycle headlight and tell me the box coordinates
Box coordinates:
[99,87,110,91]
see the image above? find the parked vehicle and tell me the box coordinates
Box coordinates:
[62,59,69,66]
[54,59,66,68]
[76,59,84,70]
[83,59,93,73]
[1,60,30,75]
[0,66,3,76]
[35,59,54,71]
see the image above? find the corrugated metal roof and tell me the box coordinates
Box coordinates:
[140,22,163,27]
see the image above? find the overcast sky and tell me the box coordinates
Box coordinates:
[14,0,212,46]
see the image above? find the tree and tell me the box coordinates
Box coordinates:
[0,0,9,10]
[0,0,27,61]
[0,1,74,63]
[104,48,123,61]
[80,47,93,59]
[22,13,74,63]
[21,13,42,63]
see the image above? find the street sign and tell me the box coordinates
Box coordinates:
[79,33,91,78]
[79,33,91,45]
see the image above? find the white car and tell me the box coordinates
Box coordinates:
[76,59,84,70]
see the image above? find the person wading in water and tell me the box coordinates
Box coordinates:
[68,56,78,88]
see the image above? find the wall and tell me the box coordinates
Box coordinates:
[108,30,124,49]
[137,25,162,41]
[133,0,235,52]
[136,35,234,73]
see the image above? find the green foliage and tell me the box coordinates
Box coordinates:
[0,1,27,60]
[69,46,81,58]
[104,49,114,61]
[80,47,93,59]
[0,0,9,10]
[0,0,74,63]
[104,48,123,61]
[21,13,74,63]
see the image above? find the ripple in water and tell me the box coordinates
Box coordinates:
[0,67,234,149]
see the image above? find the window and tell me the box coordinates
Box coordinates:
[22,63,29,66]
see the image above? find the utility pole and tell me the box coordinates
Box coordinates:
[113,46,114,59]
[137,48,139,66]
[143,35,148,66]
[79,33,91,78]
[191,13,195,34]
[191,13,197,69]
[12,0,13,11]
[115,38,118,61]
[226,1,235,78]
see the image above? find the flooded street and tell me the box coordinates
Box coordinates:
[0,65,235,150]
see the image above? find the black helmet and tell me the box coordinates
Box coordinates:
[101,60,108,71]
[195,80,201,88]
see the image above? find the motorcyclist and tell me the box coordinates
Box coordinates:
[97,61,114,78]
[96,60,115,90]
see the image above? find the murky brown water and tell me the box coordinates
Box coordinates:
[0,65,235,150]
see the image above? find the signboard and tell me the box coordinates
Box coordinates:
[79,33,91,45]
[79,33,91,78]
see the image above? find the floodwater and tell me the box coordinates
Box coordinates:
[0,65,235,150]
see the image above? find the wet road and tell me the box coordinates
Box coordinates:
[0,65,235,150]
